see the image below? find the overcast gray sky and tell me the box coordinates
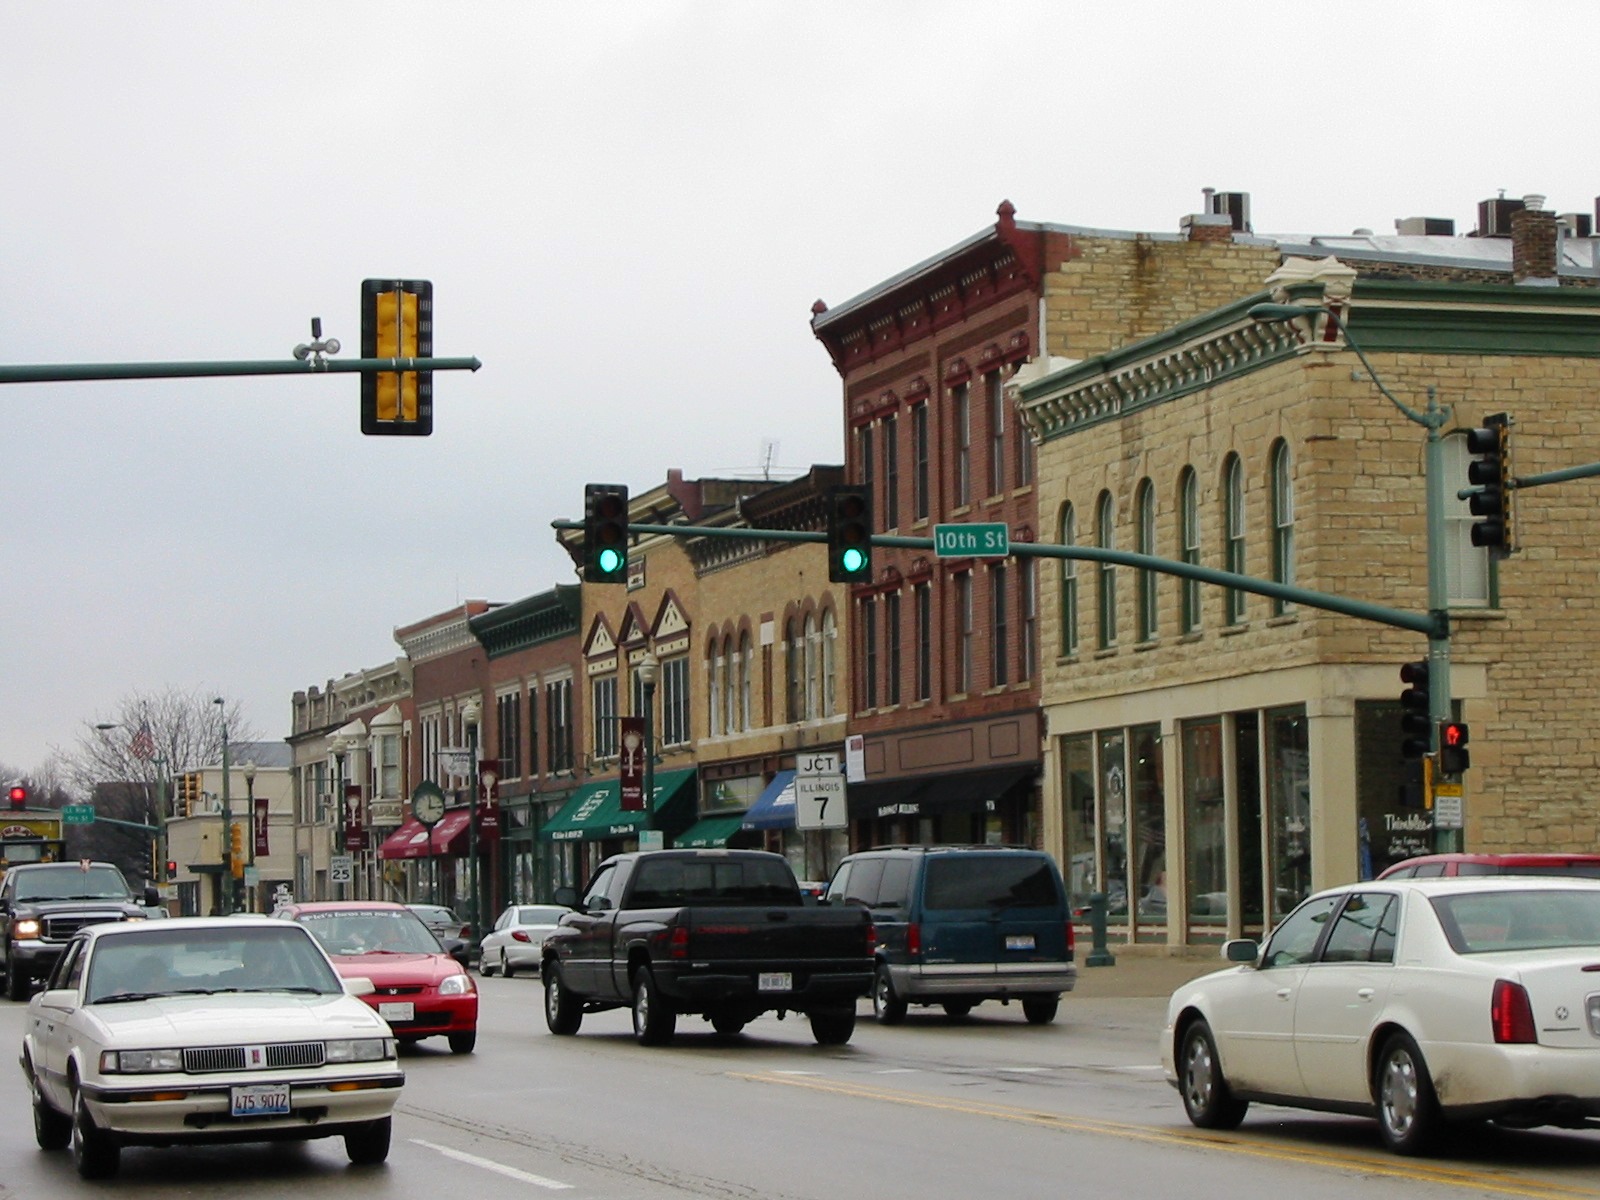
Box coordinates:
[3,1,1593,774]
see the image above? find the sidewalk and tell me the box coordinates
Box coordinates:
[1070,947,1229,999]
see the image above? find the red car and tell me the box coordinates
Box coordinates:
[1377,852,1600,879]
[276,901,478,1054]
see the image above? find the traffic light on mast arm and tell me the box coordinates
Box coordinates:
[8,783,27,810]
[1438,720,1470,777]
[360,278,434,436]
[1399,660,1431,759]
[230,823,245,877]
[584,484,630,583]
[1465,412,1514,558]
[826,486,873,584]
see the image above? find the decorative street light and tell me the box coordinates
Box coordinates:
[636,652,658,839]
[242,760,257,913]
[330,735,351,900]
[461,697,483,948]
[214,698,234,915]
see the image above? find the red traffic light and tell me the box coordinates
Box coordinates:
[8,784,27,809]
[165,860,178,877]
[1441,721,1469,748]
[1439,721,1470,776]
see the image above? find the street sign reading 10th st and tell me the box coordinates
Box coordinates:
[933,522,1009,558]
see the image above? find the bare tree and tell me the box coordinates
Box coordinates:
[59,688,262,815]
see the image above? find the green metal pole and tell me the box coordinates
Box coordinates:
[468,724,480,949]
[1422,388,1459,852]
[219,718,233,917]
[0,356,482,384]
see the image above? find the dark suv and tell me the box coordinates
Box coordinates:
[826,846,1075,1025]
[1,860,158,999]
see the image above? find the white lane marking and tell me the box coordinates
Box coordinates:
[770,1069,821,1075]
[409,1139,574,1189]
[874,1068,919,1074]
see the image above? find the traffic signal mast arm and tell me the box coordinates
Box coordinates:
[0,356,481,384]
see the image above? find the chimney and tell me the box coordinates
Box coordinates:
[1511,196,1559,286]
[1181,213,1234,243]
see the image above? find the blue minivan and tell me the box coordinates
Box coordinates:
[825,846,1076,1024]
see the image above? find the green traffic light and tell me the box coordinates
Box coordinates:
[597,547,625,575]
[840,547,867,575]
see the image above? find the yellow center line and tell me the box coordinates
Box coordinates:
[731,1072,1600,1200]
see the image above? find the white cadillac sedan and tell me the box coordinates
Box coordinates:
[477,904,572,977]
[1162,877,1600,1155]
[19,916,404,1179]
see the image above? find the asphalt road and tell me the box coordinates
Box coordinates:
[3,974,1600,1200]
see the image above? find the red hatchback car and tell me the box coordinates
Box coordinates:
[1377,852,1600,879]
[276,901,478,1054]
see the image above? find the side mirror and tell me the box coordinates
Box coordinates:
[39,988,77,1011]
[553,886,579,909]
[342,976,376,997]
[142,886,161,908]
[1222,938,1260,964]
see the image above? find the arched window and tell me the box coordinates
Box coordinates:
[1059,503,1078,656]
[821,609,838,714]
[785,618,802,723]
[739,630,754,729]
[1223,454,1246,624]
[1096,491,1117,649]
[1178,467,1201,633]
[707,639,723,737]
[1270,439,1294,614]
[1135,478,1157,642]
[721,633,736,733]
[804,613,819,720]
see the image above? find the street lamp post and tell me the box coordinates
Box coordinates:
[243,761,256,913]
[637,652,658,838]
[331,736,350,900]
[214,698,233,916]
[462,698,482,949]
[1250,300,1457,853]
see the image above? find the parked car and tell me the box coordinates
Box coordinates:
[20,916,403,1178]
[2,860,160,1001]
[826,845,1076,1024]
[276,901,478,1054]
[1378,852,1600,879]
[1162,876,1600,1154]
[543,849,875,1046]
[405,903,472,967]
[478,904,571,977]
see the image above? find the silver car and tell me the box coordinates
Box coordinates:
[478,905,572,977]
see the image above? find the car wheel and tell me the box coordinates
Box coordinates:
[501,950,515,979]
[872,964,907,1025]
[5,952,29,1002]
[447,1030,477,1054]
[543,962,582,1035]
[29,1060,69,1150]
[344,1115,392,1166]
[1376,1032,1441,1155]
[71,1085,120,1179]
[1178,1018,1248,1130]
[479,952,496,977]
[942,1001,974,1020]
[631,967,676,1046]
[809,1006,857,1046]
[1021,996,1059,1025]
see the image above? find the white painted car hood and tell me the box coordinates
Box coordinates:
[81,993,390,1045]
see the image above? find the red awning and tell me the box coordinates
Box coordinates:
[377,809,472,860]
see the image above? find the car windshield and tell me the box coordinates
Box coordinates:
[297,909,444,955]
[1433,888,1600,953]
[85,925,341,1003]
[14,866,130,902]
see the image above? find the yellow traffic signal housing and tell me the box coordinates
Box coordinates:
[360,278,433,436]
[229,822,245,876]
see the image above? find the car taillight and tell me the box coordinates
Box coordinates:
[1491,978,1537,1044]
[512,930,531,943]
[459,925,471,938]
[907,922,921,958]
[669,926,689,959]
[866,924,877,954]
[1065,919,1075,955]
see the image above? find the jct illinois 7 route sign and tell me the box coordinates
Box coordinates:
[934,522,1009,558]
[796,751,847,830]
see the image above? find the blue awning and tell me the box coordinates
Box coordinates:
[740,770,797,831]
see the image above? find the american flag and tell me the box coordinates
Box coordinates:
[130,725,155,760]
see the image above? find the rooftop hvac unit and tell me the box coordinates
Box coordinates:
[1395,217,1456,236]
[1205,190,1251,233]
[1475,197,1525,237]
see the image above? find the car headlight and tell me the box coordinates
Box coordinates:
[325,1038,396,1063]
[100,1048,183,1074]
[13,918,40,939]
[439,972,476,997]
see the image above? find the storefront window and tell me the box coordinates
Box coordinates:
[1182,718,1227,934]
[1061,735,1096,913]
[1267,707,1311,923]
[1355,700,1431,881]
[1097,730,1128,923]
[1130,724,1165,932]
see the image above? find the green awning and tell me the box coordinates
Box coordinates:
[538,768,696,843]
[673,814,746,849]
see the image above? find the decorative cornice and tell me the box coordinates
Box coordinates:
[397,617,480,663]
[470,586,582,658]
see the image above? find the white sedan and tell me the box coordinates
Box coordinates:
[20,916,404,1179]
[478,904,572,977]
[1162,876,1600,1154]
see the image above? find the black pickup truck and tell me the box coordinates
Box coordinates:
[541,849,874,1046]
[1,860,160,1000]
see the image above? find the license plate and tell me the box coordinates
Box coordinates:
[1005,935,1036,951]
[378,1001,415,1021]
[758,972,792,992]
[231,1084,290,1117]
